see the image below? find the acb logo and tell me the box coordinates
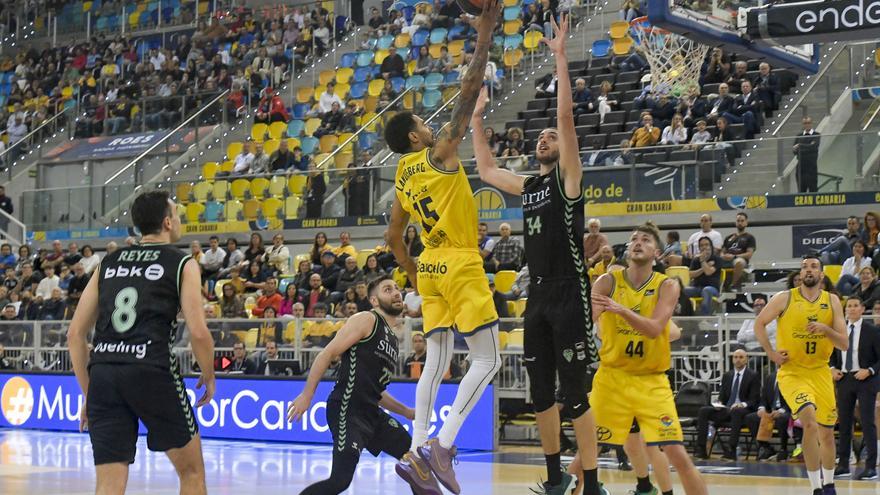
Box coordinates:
[1,377,34,426]
[473,188,506,211]
[596,426,612,442]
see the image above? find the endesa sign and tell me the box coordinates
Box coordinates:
[0,374,496,450]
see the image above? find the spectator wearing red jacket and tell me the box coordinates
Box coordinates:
[252,277,283,317]
[255,88,290,124]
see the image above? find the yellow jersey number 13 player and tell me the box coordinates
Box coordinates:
[471,14,604,495]
[754,255,847,495]
[385,1,503,494]
[68,191,217,495]
[591,224,708,495]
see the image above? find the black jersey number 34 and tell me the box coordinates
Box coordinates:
[112,287,139,333]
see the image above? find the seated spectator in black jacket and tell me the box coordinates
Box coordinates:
[337,101,358,132]
[703,47,731,84]
[649,94,677,129]
[290,146,310,172]
[317,251,341,291]
[853,267,880,309]
[725,61,750,93]
[706,82,734,126]
[380,46,405,79]
[745,371,791,461]
[38,288,66,320]
[722,80,761,139]
[313,101,343,138]
[573,78,594,116]
[268,139,295,173]
[678,85,708,128]
[535,70,559,98]
[752,62,781,117]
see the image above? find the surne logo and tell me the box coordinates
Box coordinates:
[522,185,551,206]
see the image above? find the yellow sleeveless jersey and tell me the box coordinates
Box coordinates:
[598,270,672,374]
[777,288,835,369]
[394,148,478,250]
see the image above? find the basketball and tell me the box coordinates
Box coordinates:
[456,0,487,16]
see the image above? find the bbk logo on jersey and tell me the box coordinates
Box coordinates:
[1,377,34,425]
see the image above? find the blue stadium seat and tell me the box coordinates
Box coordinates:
[425,73,443,90]
[390,77,405,92]
[204,201,223,222]
[412,28,430,47]
[358,132,377,150]
[340,52,357,68]
[357,51,374,67]
[429,28,448,44]
[503,6,521,21]
[591,39,611,57]
[335,15,347,33]
[444,71,460,84]
[300,136,318,155]
[405,75,424,90]
[504,34,524,50]
[292,104,310,120]
[288,120,305,137]
[422,89,442,109]
[448,23,469,40]
[350,82,367,99]
[378,34,395,50]
[353,66,372,82]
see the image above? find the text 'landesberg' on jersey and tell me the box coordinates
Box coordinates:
[394,148,478,250]
[91,244,191,370]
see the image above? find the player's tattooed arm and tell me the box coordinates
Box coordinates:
[471,86,526,195]
[430,0,502,169]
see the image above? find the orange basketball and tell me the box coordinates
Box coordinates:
[456,0,487,16]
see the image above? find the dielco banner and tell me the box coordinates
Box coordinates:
[791,223,846,257]
[744,0,880,44]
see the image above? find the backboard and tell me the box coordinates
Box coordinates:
[646,0,820,74]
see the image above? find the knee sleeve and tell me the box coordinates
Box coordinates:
[560,372,590,419]
[526,360,557,413]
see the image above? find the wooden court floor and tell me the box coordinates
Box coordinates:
[2,430,880,494]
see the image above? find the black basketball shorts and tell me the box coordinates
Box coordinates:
[524,277,597,415]
[87,363,197,465]
[326,399,411,459]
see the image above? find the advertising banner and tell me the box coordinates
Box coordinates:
[41,126,215,163]
[0,373,495,450]
[791,223,846,257]
[744,0,880,44]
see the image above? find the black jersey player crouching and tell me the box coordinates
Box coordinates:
[288,275,442,495]
[68,191,217,495]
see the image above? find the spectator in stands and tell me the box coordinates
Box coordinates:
[38,287,66,321]
[345,157,373,217]
[229,342,257,374]
[0,343,13,369]
[361,256,385,286]
[263,233,290,276]
[306,161,326,218]
[105,242,119,256]
[0,245,15,270]
[706,83,734,126]
[301,302,338,347]
[619,0,641,21]
[703,47,731,84]
[721,212,756,290]
[501,265,530,301]
[404,286,422,318]
[433,46,455,74]
[318,252,341,292]
[227,267,246,294]
[35,265,59,301]
[338,101,359,133]
[710,116,737,167]
[367,7,387,35]
[723,80,760,139]
[255,339,280,375]
[243,233,266,267]
[853,267,880,309]
[688,120,712,148]
[43,241,65,270]
[291,259,314,293]
[105,95,132,135]
[313,101,343,138]
[725,61,750,93]
[695,348,760,460]
[746,370,791,461]
[789,116,820,193]
[483,127,503,156]
[491,223,523,272]
[334,231,357,262]
[678,85,708,128]
[684,214,723,263]
[650,94,677,129]
[335,256,365,295]
[302,275,330,316]
[250,142,270,174]
[200,236,226,282]
[255,88,291,124]
[736,296,776,351]
[866,212,880,252]
[232,141,255,175]
[252,277,283,318]
[573,78,594,116]
[380,46,406,80]
[288,146,310,172]
[310,232,333,266]
[190,241,203,264]
[631,113,660,148]
[17,263,39,294]
[244,261,268,292]
[79,245,99,275]
[7,115,26,148]
[499,127,525,160]
[661,113,687,145]
[413,46,432,76]
[583,218,609,266]
[404,333,428,377]
[217,239,244,279]
[63,243,81,267]
[220,283,247,318]
[377,78,399,111]
[535,69,559,98]
[478,222,496,271]
[404,225,424,258]
[435,0,464,29]
[2,268,17,292]
[753,62,781,117]
[351,281,371,312]
[685,236,722,315]
[658,231,682,267]
[524,2,543,31]
[837,240,872,295]
[268,139,294,173]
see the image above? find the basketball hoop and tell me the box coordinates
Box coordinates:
[629,17,709,97]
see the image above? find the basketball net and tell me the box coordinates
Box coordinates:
[629,17,709,97]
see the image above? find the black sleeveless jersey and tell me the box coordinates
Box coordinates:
[522,165,587,280]
[329,310,399,406]
[91,243,191,370]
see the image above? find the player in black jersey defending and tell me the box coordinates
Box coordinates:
[470,15,606,495]
[68,191,216,495]
[288,275,441,495]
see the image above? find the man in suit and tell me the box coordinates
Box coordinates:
[722,80,761,139]
[255,339,280,376]
[695,348,761,460]
[794,116,820,193]
[705,82,734,126]
[752,62,781,117]
[745,370,791,461]
[830,296,880,480]
[535,69,559,98]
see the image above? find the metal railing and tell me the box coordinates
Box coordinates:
[1,106,73,182]
[0,314,795,398]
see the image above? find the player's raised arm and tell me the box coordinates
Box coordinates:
[287,311,375,422]
[754,290,789,365]
[68,263,101,431]
[430,0,502,169]
[388,198,418,290]
[470,86,525,195]
[179,258,216,407]
[592,278,679,338]
[542,14,582,198]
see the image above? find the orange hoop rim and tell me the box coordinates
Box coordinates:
[630,16,671,35]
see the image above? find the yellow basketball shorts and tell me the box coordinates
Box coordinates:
[590,366,683,446]
[417,248,498,336]
[778,365,837,427]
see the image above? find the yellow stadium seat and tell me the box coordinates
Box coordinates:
[498,330,509,350]
[177,203,187,222]
[428,44,443,58]
[128,11,140,29]
[612,37,633,55]
[503,19,523,35]
[294,253,311,268]
[304,118,322,136]
[610,20,630,39]
[243,199,261,220]
[250,177,270,199]
[61,86,73,98]
[334,83,350,99]
[503,0,518,5]
[391,267,408,289]
[447,39,465,57]
[296,87,314,103]
[313,153,331,169]
[225,200,243,221]
[230,179,250,200]
[319,134,338,153]
[395,33,411,48]
[176,183,193,203]
[374,49,389,64]
[494,270,517,293]
[268,176,286,197]
[359,113,379,132]
[504,49,524,68]
[285,196,302,219]
[251,123,268,142]
[337,132,355,153]
[197,1,208,14]
[665,266,690,286]
[263,139,280,157]
[336,68,354,85]
[513,298,527,317]
[407,60,417,76]
[185,202,205,223]
[287,138,302,150]
[349,98,364,110]
[268,122,287,140]
[220,160,234,173]
[506,301,516,317]
[226,142,243,160]
[364,95,379,113]
[523,30,543,52]
[211,180,229,201]
[507,328,524,349]
[288,174,308,195]
[214,279,229,299]
[334,153,353,169]
[192,181,212,202]
[201,161,219,179]
[368,79,385,98]
[83,1,93,11]
[442,87,458,103]
[824,265,843,285]
[402,91,421,110]
[262,198,284,220]
[319,70,336,86]
[356,249,375,268]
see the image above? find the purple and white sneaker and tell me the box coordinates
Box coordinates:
[396,452,443,495]
[418,438,461,494]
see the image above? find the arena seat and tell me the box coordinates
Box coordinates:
[204,201,224,222]
[176,183,193,203]
[250,177,270,199]
[185,202,205,223]
[243,199,261,221]
[356,249,375,268]
[268,176,286,197]
[212,181,229,201]
[823,265,843,284]
[288,175,308,195]
[665,266,690,286]
[226,142,243,160]
[285,196,302,219]
[201,161,219,180]
[268,122,287,140]
[262,198,284,220]
[230,179,251,200]
[494,270,517,293]
[192,181,212,202]
[251,123,268,142]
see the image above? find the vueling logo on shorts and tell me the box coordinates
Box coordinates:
[418,260,448,275]
[1,377,34,425]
